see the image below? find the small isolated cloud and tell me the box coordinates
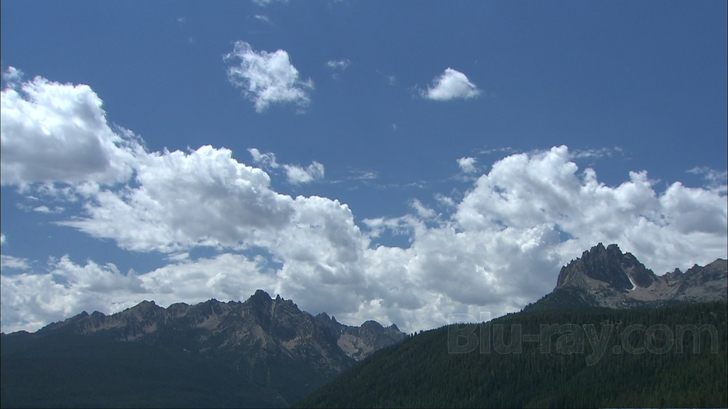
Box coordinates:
[284,161,324,184]
[0,233,5,246]
[33,205,64,214]
[248,148,280,169]
[423,68,481,101]
[457,157,477,174]
[255,15,271,23]
[224,41,314,113]
[327,59,350,70]
[349,170,377,181]
[435,193,456,208]
[252,0,287,6]
[479,146,516,156]
[570,147,623,160]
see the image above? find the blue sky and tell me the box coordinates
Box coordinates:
[1,0,726,333]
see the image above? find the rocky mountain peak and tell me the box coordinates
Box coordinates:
[556,243,651,291]
[530,243,727,311]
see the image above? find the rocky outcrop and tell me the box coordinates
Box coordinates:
[314,313,405,361]
[527,243,727,311]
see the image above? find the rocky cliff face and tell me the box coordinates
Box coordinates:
[530,243,727,310]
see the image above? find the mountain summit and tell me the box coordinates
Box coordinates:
[527,243,727,311]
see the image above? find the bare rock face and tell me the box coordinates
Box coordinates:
[534,243,727,310]
[314,314,405,361]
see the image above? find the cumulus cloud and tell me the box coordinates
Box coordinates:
[3,143,726,334]
[1,71,725,335]
[1,68,142,186]
[224,41,313,112]
[423,68,481,101]
[59,145,295,253]
[457,157,477,173]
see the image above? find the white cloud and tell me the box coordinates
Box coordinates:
[254,14,270,23]
[570,147,622,160]
[0,233,5,246]
[59,145,296,253]
[284,161,325,184]
[435,193,456,208]
[249,148,324,184]
[252,0,287,6]
[33,205,64,214]
[327,59,350,70]
[410,199,436,219]
[688,166,727,194]
[457,157,477,173]
[1,70,142,186]
[248,147,280,169]
[423,68,481,101]
[1,255,30,270]
[224,41,314,113]
[2,66,23,86]
[4,142,726,335]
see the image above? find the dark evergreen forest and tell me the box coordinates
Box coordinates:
[295,302,727,408]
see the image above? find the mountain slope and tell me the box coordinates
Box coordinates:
[295,302,728,408]
[1,290,405,408]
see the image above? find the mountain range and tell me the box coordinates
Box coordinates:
[1,289,405,407]
[2,243,726,408]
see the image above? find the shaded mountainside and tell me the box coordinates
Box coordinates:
[524,243,727,312]
[295,302,728,408]
[1,290,405,408]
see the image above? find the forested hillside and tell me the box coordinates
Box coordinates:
[295,302,727,408]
